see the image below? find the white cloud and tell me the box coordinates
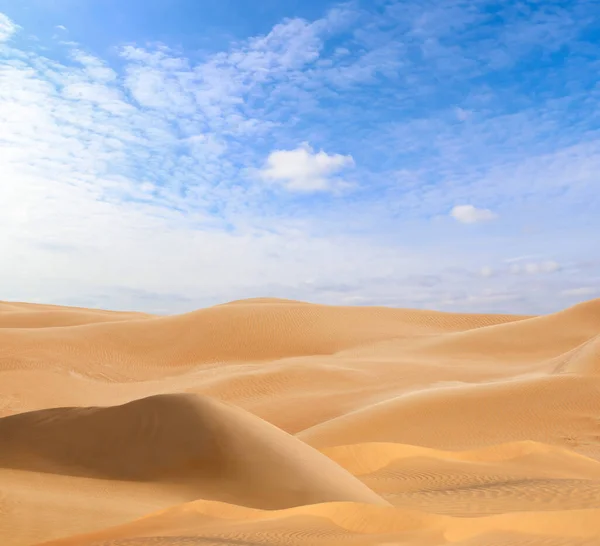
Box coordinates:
[480,266,494,278]
[239,17,323,72]
[62,82,125,107]
[185,134,227,157]
[561,287,598,297]
[259,143,355,192]
[529,261,561,274]
[71,50,118,82]
[510,261,561,275]
[440,291,521,307]
[455,107,471,121]
[123,64,194,111]
[450,205,498,224]
[508,264,522,275]
[55,25,67,32]
[0,13,18,42]
[505,255,540,264]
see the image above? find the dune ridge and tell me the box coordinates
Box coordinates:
[0,298,599,545]
[321,440,600,475]
[0,301,150,328]
[33,501,600,546]
[0,300,526,376]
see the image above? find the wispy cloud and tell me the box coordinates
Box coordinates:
[0,0,599,314]
[480,260,561,278]
[0,12,17,41]
[509,261,561,275]
[561,287,599,298]
[451,205,498,224]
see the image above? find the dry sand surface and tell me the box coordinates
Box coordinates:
[1,297,600,546]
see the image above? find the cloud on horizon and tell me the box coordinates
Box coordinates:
[0,0,599,315]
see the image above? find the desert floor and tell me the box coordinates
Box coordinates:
[1,297,600,546]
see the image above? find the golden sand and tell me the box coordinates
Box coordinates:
[1,298,599,545]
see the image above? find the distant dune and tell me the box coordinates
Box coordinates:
[1,298,599,545]
[0,301,151,328]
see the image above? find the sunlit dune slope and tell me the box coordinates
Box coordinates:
[322,440,600,477]
[555,334,600,376]
[31,501,447,546]
[393,298,600,362]
[0,301,151,328]
[322,441,600,516]
[295,301,600,454]
[299,374,600,457]
[35,500,600,546]
[0,466,194,546]
[0,299,525,378]
[337,299,600,367]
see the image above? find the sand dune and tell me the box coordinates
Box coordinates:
[0,298,599,545]
[299,374,600,456]
[0,393,386,507]
[33,501,600,546]
[555,334,600,376]
[322,441,600,516]
[0,301,149,328]
[322,440,600,476]
[0,299,524,376]
[406,299,600,361]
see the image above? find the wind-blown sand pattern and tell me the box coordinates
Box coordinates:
[1,298,600,546]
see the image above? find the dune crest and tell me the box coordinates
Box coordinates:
[322,440,600,475]
[0,301,150,328]
[299,374,600,456]
[556,334,600,376]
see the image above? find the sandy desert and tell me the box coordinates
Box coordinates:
[1,297,600,546]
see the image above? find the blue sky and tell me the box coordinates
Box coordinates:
[0,0,599,314]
